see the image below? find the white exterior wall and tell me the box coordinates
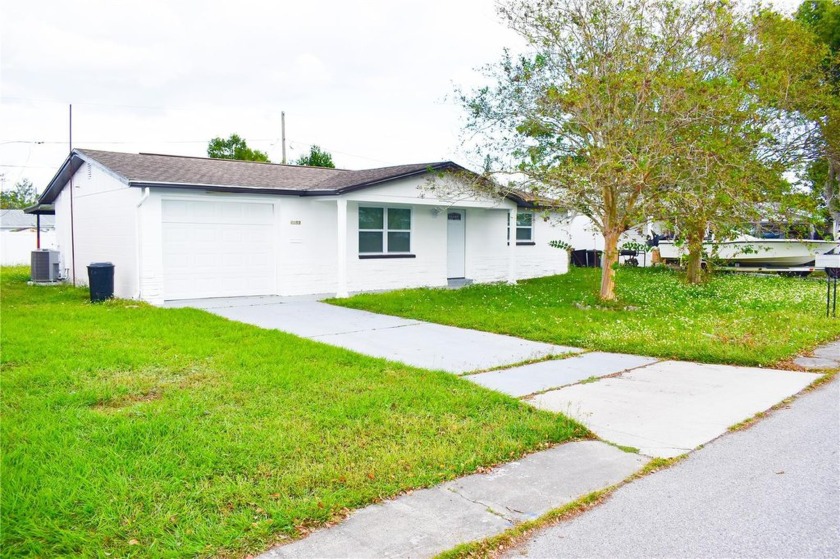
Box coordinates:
[566,215,605,251]
[276,197,338,296]
[515,213,570,280]
[1,230,57,265]
[53,162,139,297]
[136,191,165,302]
[464,210,570,282]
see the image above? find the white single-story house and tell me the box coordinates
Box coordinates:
[0,209,57,265]
[34,149,571,304]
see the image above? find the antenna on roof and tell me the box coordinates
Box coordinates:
[281,111,287,164]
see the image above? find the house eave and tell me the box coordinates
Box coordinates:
[37,153,85,204]
[23,203,55,215]
[38,150,132,204]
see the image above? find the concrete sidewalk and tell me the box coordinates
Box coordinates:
[261,441,647,559]
[794,339,840,369]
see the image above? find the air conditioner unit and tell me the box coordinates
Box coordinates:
[31,249,61,282]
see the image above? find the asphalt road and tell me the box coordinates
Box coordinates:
[505,376,840,559]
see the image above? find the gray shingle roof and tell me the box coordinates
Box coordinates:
[75,149,452,193]
[0,209,55,229]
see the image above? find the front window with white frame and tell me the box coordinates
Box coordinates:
[508,211,534,243]
[359,207,411,254]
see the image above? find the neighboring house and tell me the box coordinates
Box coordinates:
[34,149,569,304]
[0,209,56,265]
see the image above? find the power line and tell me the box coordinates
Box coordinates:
[1,96,196,112]
[2,138,398,167]
[0,138,278,146]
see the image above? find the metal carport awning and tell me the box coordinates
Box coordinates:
[23,203,55,249]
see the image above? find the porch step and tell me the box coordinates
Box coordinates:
[447,278,474,289]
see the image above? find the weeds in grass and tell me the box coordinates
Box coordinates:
[332,267,840,366]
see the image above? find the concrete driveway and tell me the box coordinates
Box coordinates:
[166,296,580,374]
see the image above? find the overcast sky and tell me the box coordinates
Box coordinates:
[0,0,801,192]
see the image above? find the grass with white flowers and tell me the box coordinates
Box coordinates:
[331,267,840,366]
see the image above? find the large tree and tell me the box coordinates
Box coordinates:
[795,0,840,239]
[294,145,335,168]
[460,0,771,299]
[459,0,835,296]
[652,6,830,283]
[207,134,270,162]
[0,178,38,209]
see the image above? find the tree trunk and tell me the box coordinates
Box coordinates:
[599,229,620,301]
[826,157,839,240]
[685,228,705,285]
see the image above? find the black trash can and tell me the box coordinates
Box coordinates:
[87,262,115,303]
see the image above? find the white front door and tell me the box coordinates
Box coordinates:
[447,210,466,278]
[161,200,276,300]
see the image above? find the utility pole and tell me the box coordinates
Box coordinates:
[281,111,287,164]
[69,104,76,286]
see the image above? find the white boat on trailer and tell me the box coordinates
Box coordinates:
[657,236,840,272]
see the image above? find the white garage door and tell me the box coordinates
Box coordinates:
[162,200,276,300]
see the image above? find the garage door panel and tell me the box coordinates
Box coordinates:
[162,200,191,221]
[244,203,274,221]
[162,200,277,300]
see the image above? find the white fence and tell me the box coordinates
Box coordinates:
[1,230,58,265]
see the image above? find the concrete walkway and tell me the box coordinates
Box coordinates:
[169,297,830,558]
[262,441,647,559]
[167,296,579,373]
[467,352,659,397]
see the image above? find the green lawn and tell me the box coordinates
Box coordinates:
[331,267,840,366]
[0,267,585,558]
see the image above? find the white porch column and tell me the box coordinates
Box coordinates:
[508,207,517,285]
[336,198,349,298]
